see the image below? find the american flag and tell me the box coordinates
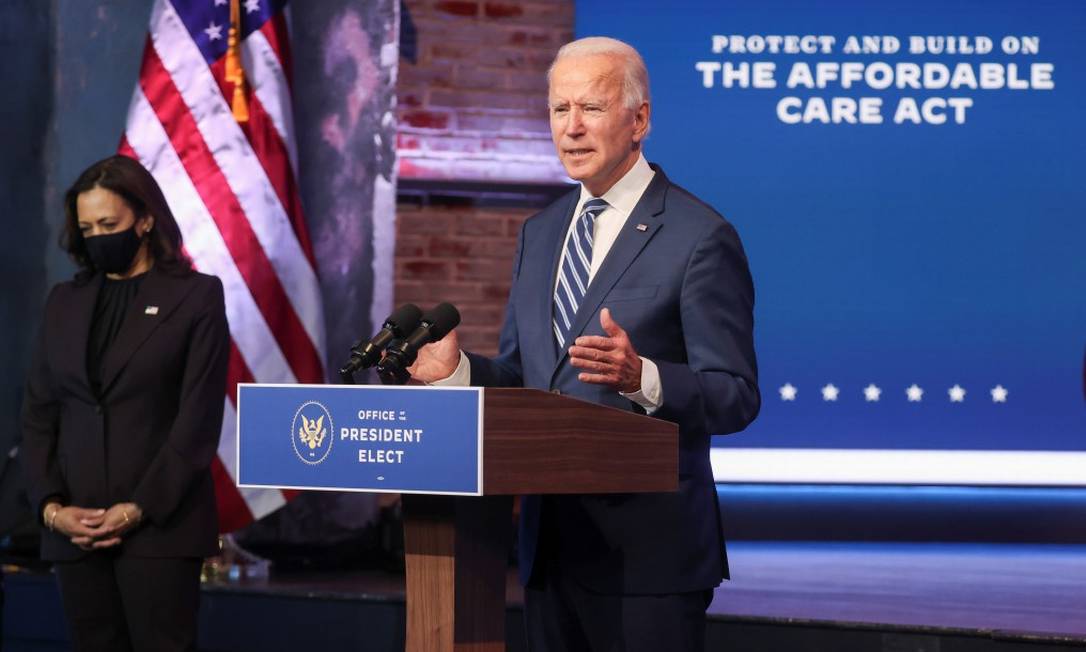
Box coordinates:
[119,0,324,532]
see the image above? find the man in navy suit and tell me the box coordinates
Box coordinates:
[411,36,759,651]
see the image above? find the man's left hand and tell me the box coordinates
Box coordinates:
[569,308,642,393]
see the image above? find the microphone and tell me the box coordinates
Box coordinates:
[339,304,423,381]
[376,302,461,384]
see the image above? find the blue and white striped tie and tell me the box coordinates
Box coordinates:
[553,198,609,351]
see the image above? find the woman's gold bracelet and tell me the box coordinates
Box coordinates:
[45,505,60,531]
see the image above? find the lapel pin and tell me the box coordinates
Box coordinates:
[144,306,159,315]
[635,223,648,232]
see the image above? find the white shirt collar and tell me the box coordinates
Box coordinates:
[577,153,655,217]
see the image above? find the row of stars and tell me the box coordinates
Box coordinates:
[777,383,1009,403]
[204,0,262,41]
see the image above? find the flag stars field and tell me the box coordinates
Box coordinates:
[821,383,840,401]
[991,385,1009,403]
[779,383,797,401]
[906,384,924,402]
[863,384,882,402]
[948,385,967,402]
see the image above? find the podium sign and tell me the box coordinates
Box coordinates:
[237,383,484,495]
[235,384,678,652]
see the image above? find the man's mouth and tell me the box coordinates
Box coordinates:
[565,148,594,158]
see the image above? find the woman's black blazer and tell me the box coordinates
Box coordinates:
[21,267,229,561]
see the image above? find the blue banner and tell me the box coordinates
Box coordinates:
[577,0,1086,457]
[237,384,483,495]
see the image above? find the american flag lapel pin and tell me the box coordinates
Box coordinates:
[635,223,648,232]
[144,306,160,315]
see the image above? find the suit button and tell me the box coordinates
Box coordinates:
[95,405,103,415]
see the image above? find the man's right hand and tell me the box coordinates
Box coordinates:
[408,329,461,383]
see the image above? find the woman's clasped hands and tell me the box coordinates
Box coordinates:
[44,502,144,550]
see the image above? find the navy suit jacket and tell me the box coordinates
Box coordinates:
[467,165,759,595]
[21,268,229,561]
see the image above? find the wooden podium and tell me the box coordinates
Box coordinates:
[401,388,678,652]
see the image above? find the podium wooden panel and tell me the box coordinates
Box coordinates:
[402,388,678,652]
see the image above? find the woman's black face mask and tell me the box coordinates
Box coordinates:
[84,226,144,274]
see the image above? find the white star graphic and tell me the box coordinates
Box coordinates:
[214,0,227,6]
[948,384,966,403]
[245,0,260,13]
[779,383,797,401]
[204,22,223,40]
[906,384,924,402]
[821,383,839,402]
[991,385,1008,403]
[863,383,881,402]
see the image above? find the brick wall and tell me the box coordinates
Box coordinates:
[396,0,572,183]
[395,202,535,356]
[394,0,574,355]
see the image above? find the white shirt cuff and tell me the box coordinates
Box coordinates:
[427,350,471,387]
[620,356,663,414]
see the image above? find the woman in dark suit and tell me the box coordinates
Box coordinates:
[21,155,229,652]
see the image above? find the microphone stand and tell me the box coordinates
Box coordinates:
[339,340,410,385]
[337,339,411,386]
[339,359,410,386]
[376,353,412,386]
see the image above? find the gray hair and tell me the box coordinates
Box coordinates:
[548,36,651,111]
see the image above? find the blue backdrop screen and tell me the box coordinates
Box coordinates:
[576,1,1085,453]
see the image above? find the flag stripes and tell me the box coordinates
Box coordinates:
[122,0,323,531]
[124,88,297,384]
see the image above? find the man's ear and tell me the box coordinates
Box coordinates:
[632,101,651,143]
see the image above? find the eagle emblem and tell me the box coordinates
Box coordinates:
[291,401,334,465]
[298,414,327,450]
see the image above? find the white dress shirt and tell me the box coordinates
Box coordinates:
[433,154,664,413]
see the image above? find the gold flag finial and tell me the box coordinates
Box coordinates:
[225,0,249,122]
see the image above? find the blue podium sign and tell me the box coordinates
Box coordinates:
[237,384,484,495]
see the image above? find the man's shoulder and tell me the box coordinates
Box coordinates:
[661,178,730,227]
[523,185,580,229]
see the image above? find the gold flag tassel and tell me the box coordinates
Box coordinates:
[225,0,249,122]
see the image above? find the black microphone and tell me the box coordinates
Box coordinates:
[376,302,461,384]
[339,304,423,380]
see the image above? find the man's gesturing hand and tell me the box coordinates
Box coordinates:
[569,308,642,393]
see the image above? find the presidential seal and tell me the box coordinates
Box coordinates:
[291,401,334,465]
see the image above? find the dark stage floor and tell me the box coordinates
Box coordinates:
[6,542,1086,650]
[198,542,1086,645]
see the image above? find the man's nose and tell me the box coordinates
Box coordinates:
[565,108,586,135]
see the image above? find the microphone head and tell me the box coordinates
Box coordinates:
[422,302,461,341]
[386,303,423,336]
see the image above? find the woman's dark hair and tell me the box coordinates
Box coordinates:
[62,155,192,281]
